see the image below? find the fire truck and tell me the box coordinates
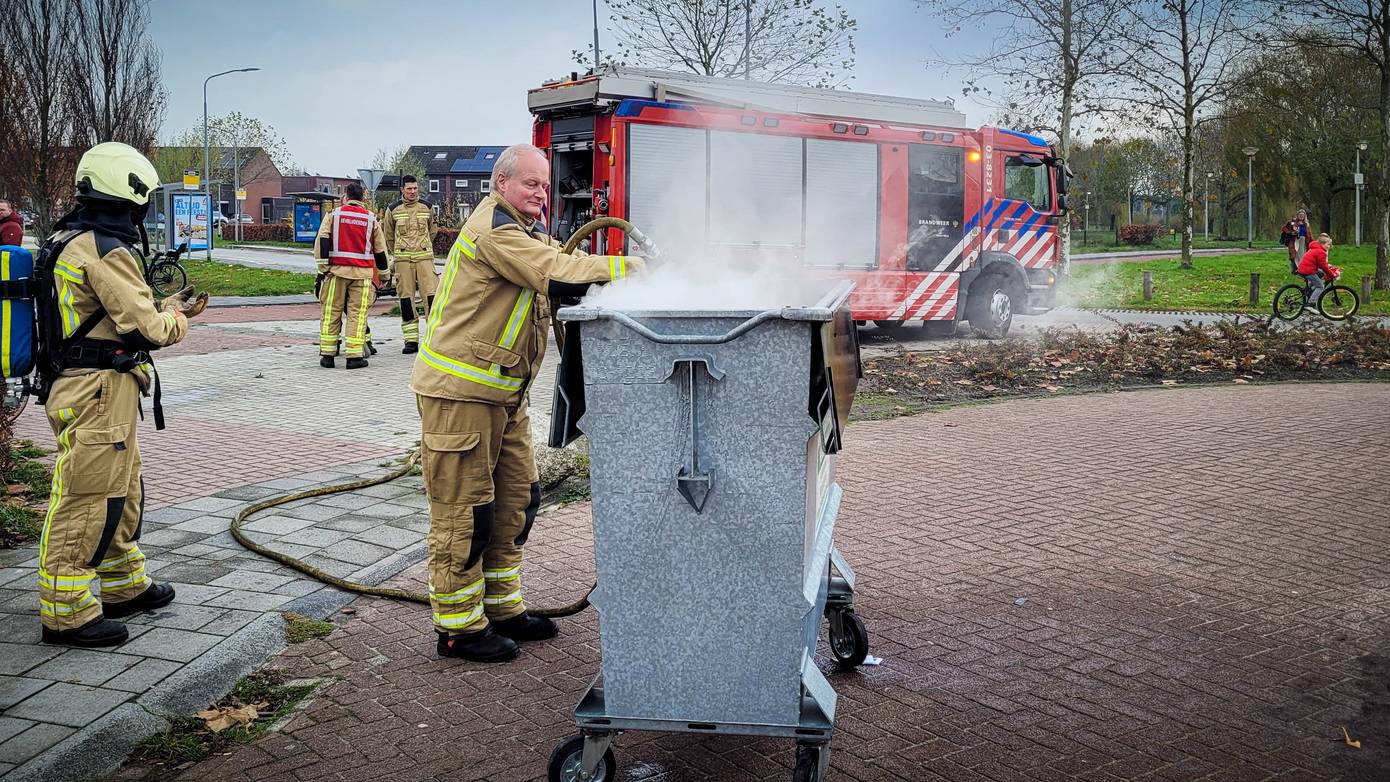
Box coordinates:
[528,68,1070,337]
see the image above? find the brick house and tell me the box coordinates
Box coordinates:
[407,145,505,221]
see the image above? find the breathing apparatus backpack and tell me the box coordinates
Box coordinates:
[1,230,135,413]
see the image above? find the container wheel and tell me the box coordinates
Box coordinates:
[829,610,869,669]
[792,743,825,782]
[548,734,616,782]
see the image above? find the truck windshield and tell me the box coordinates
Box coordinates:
[1003,156,1051,211]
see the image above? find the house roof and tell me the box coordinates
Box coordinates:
[449,147,506,174]
[408,146,481,174]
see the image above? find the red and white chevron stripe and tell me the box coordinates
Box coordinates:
[905,273,959,322]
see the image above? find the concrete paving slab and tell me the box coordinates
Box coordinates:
[101,658,183,694]
[0,723,75,766]
[114,628,223,663]
[0,677,51,709]
[122,604,229,632]
[201,590,295,612]
[4,682,131,727]
[0,643,63,676]
[22,649,142,687]
[319,540,393,567]
[207,570,297,593]
[0,718,33,744]
[352,525,423,550]
[240,514,319,536]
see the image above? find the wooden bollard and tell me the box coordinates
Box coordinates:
[1249,272,1260,305]
[1362,275,1373,304]
[1142,270,1153,302]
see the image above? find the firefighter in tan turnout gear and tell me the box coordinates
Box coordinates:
[383,174,438,353]
[315,181,388,369]
[411,143,645,662]
[37,142,208,648]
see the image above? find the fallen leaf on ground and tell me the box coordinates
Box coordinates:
[1160,380,1180,386]
[1232,379,1249,384]
[195,701,265,733]
[6,484,27,495]
[1341,726,1361,749]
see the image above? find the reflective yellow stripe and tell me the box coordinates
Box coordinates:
[38,413,77,581]
[498,289,532,350]
[58,281,78,336]
[431,578,484,605]
[483,590,522,606]
[418,345,524,390]
[354,281,371,353]
[40,595,98,617]
[484,567,520,581]
[39,571,94,590]
[608,256,626,280]
[98,546,143,570]
[55,259,85,282]
[433,604,484,629]
[1,250,11,375]
[423,246,463,342]
[99,567,148,590]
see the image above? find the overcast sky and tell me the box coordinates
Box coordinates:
[150,1,1004,175]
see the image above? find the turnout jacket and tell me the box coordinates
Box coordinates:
[314,200,387,280]
[410,194,632,406]
[50,230,188,389]
[384,199,437,261]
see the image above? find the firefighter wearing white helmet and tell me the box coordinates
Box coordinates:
[34,142,207,648]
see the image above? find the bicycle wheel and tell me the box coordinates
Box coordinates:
[1273,284,1307,320]
[149,261,188,297]
[1318,285,1360,320]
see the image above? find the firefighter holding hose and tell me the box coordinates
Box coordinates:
[410,143,644,662]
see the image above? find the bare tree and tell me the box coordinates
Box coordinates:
[581,0,857,88]
[67,0,165,148]
[1116,0,1260,269]
[918,0,1127,272]
[1267,0,1390,289]
[5,0,79,237]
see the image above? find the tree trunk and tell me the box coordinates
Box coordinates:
[1057,0,1075,277]
[1178,1,1194,270]
[1379,53,1390,290]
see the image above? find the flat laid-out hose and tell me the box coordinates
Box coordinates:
[229,217,657,620]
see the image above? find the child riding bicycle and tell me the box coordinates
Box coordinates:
[1296,233,1339,305]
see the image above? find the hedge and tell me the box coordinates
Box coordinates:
[433,228,459,257]
[222,223,292,242]
[1119,224,1161,246]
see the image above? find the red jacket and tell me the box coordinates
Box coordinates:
[1297,240,1335,278]
[327,203,377,268]
[0,211,21,246]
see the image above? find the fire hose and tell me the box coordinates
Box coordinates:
[228,217,659,618]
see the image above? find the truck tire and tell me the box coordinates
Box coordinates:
[967,274,1014,339]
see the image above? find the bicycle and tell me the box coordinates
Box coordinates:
[145,241,190,298]
[1272,269,1359,321]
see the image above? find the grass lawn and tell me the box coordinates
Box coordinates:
[221,239,311,251]
[1065,245,1389,315]
[183,259,316,297]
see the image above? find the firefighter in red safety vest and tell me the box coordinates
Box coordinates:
[315,181,388,368]
[410,143,645,662]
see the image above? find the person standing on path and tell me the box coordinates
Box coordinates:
[0,199,23,246]
[383,175,439,355]
[410,143,645,662]
[1281,209,1311,274]
[315,181,388,369]
[36,143,207,648]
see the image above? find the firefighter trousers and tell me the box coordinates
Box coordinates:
[319,273,372,358]
[418,395,541,636]
[395,258,438,343]
[39,371,149,631]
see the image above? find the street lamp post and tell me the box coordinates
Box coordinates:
[203,67,260,260]
[1204,172,1213,241]
[1242,147,1257,249]
[1356,140,1368,247]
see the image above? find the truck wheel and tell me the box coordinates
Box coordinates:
[967,274,1014,339]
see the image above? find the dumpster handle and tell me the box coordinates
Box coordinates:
[601,310,783,345]
[676,360,714,513]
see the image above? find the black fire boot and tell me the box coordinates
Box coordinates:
[436,628,519,662]
[367,341,378,355]
[402,342,418,354]
[104,582,177,618]
[320,355,335,369]
[346,357,368,370]
[41,616,128,648]
[490,612,558,642]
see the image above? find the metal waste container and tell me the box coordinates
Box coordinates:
[546,280,867,782]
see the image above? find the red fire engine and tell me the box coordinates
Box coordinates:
[529,68,1070,337]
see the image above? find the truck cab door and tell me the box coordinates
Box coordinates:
[905,144,966,272]
[987,151,1056,267]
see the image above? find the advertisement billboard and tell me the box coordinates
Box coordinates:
[295,202,323,243]
[171,193,211,251]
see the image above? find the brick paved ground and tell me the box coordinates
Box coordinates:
[167,382,1390,782]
